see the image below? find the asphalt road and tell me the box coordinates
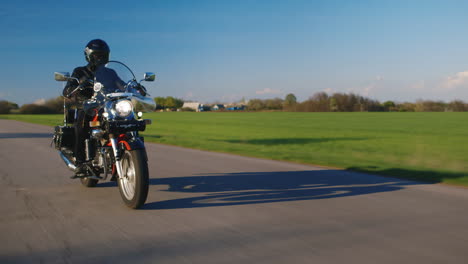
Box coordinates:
[1,119,468,264]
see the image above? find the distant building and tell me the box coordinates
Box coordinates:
[226,105,246,111]
[212,104,225,111]
[182,102,204,112]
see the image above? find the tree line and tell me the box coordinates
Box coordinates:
[153,96,184,110]
[247,92,468,112]
[1,92,468,114]
[0,97,63,114]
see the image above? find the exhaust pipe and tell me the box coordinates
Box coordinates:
[58,151,78,172]
[58,151,102,180]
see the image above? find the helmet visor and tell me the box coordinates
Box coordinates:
[91,51,109,66]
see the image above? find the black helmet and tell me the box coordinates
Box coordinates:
[84,39,110,67]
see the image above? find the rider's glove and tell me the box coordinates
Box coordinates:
[79,76,93,89]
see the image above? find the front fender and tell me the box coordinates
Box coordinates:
[119,137,148,161]
[119,137,145,151]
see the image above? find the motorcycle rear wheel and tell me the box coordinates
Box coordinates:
[80,177,99,187]
[117,149,149,209]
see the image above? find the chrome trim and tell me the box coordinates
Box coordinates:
[110,137,124,179]
[143,72,156,82]
[100,148,109,180]
[107,92,134,98]
[58,151,78,172]
[119,151,136,200]
[91,129,105,139]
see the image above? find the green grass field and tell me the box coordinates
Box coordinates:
[2,112,468,185]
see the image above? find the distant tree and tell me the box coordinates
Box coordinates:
[396,102,416,112]
[293,92,384,112]
[19,104,56,114]
[295,99,313,112]
[331,93,349,111]
[165,96,176,109]
[311,92,330,112]
[153,96,184,110]
[364,98,384,112]
[173,98,184,109]
[383,101,396,112]
[414,100,446,112]
[284,93,297,109]
[447,100,468,112]
[247,99,266,111]
[0,101,10,114]
[265,98,283,110]
[0,100,19,114]
[44,96,64,113]
[0,103,9,114]
[7,101,18,110]
[154,97,166,110]
[329,97,338,112]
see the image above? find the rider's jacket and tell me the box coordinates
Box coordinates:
[63,64,95,106]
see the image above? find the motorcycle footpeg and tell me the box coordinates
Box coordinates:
[70,174,102,180]
[86,175,102,180]
[70,174,87,179]
[70,163,102,180]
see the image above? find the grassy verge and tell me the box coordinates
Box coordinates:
[2,112,468,186]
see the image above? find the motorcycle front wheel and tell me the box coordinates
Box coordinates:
[117,149,149,209]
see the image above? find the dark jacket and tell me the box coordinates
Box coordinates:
[63,65,95,105]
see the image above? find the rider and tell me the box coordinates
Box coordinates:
[63,39,112,174]
[63,39,148,176]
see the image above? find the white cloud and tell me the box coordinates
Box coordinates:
[255,88,282,95]
[442,71,468,89]
[33,98,46,105]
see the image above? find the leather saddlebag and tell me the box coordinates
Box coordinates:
[53,126,74,150]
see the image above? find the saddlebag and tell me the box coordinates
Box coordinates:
[53,126,74,150]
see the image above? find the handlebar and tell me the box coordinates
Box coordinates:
[67,79,94,98]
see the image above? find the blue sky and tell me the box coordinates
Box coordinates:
[2,0,468,105]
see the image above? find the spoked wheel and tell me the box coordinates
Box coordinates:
[117,149,149,209]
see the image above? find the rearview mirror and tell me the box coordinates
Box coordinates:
[143,72,156,82]
[54,72,70,81]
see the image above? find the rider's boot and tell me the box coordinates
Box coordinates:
[71,160,102,180]
[70,160,87,179]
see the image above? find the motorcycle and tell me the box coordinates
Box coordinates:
[53,61,156,209]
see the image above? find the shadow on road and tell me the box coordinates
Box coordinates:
[0,132,52,139]
[142,170,422,210]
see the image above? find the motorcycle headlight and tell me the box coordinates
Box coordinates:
[114,100,133,117]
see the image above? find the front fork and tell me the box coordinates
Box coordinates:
[109,134,124,180]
